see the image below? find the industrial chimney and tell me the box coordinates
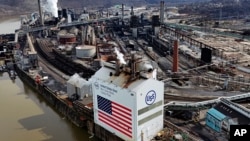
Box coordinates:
[38,0,44,26]
[172,40,179,72]
[160,1,165,24]
[122,4,124,23]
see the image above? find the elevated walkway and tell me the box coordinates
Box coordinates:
[220,98,250,119]
[164,92,250,111]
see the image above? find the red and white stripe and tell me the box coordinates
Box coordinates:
[99,111,132,138]
[98,101,132,138]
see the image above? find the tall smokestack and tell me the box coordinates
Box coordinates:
[172,40,179,72]
[160,1,165,24]
[131,6,134,16]
[107,8,109,17]
[122,4,124,22]
[38,0,44,26]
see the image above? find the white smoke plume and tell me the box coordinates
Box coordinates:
[114,47,126,65]
[41,0,58,17]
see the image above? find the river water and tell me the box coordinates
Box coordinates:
[0,18,20,34]
[0,18,93,141]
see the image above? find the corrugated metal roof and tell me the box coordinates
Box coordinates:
[207,108,226,121]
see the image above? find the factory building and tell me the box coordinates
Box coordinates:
[67,73,91,100]
[206,108,226,132]
[91,53,164,141]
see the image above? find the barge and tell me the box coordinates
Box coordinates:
[13,42,124,141]
[12,31,165,141]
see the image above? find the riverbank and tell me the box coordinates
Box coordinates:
[0,17,94,141]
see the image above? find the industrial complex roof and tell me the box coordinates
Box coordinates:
[92,62,161,91]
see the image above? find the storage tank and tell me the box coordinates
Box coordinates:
[58,34,76,44]
[76,45,96,58]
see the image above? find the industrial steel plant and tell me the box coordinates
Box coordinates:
[1,0,250,141]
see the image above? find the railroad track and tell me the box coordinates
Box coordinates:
[164,120,201,141]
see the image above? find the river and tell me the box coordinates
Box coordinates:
[0,18,20,34]
[0,18,94,141]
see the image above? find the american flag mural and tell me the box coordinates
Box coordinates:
[97,95,132,138]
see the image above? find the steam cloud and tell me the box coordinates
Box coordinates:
[42,0,58,17]
[114,47,126,65]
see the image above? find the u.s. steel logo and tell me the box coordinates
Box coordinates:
[145,90,156,105]
[94,82,99,90]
